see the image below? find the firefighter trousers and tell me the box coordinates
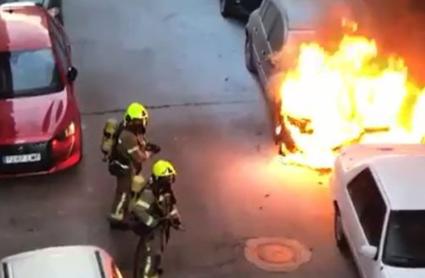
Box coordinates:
[134,228,164,278]
[110,173,132,221]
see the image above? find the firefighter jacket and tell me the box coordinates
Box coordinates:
[115,129,151,173]
[131,184,180,232]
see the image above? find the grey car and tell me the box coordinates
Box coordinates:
[244,0,358,150]
[0,0,63,24]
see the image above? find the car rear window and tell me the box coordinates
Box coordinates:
[0,48,63,99]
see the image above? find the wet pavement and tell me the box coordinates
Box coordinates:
[0,0,357,277]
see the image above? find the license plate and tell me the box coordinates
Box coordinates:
[2,153,41,164]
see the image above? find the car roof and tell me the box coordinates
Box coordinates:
[0,3,51,51]
[336,144,425,173]
[1,245,109,278]
[336,144,425,210]
[270,0,351,30]
[370,155,425,210]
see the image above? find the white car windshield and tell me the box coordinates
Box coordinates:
[383,211,425,267]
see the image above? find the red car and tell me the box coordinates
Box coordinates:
[0,3,82,176]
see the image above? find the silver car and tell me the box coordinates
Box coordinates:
[244,0,359,149]
[0,246,123,278]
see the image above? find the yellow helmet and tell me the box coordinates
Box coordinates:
[124,102,149,126]
[152,160,177,179]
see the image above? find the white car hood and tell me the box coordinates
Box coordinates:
[383,265,425,278]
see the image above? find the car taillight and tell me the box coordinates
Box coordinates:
[56,122,76,141]
[52,122,77,161]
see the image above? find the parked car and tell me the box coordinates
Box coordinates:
[0,4,81,176]
[244,0,358,148]
[331,144,425,278]
[0,0,63,24]
[220,0,263,18]
[0,246,123,278]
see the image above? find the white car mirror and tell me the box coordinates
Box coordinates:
[360,244,378,259]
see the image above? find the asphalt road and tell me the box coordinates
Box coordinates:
[0,0,357,277]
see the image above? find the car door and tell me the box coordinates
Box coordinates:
[343,168,387,278]
[263,10,285,103]
[254,0,278,87]
[355,171,388,278]
[249,0,269,85]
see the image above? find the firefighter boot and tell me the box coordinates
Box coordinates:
[109,193,127,229]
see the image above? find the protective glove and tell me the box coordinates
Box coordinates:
[146,143,161,154]
[170,216,184,231]
[173,223,185,231]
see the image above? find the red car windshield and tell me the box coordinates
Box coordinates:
[0,48,63,99]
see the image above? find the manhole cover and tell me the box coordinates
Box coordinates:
[257,243,295,263]
[244,237,312,272]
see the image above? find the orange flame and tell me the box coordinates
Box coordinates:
[277,31,425,169]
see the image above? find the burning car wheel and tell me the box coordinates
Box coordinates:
[220,0,234,17]
[245,34,257,74]
[272,100,296,151]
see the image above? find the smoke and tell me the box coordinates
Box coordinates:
[307,0,425,83]
[356,0,425,83]
[269,0,425,84]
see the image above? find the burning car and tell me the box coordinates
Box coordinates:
[245,0,425,169]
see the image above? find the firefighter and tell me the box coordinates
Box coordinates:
[130,160,183,278]
[108,102,160,227]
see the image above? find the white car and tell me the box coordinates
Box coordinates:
[0,246,123,278]
[330,144,425,278]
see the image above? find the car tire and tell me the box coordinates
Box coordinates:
[220,0,234,18]
[334,208,348,251]
[245,34,257,74]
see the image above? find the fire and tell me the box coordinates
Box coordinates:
[277,32,425,169]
